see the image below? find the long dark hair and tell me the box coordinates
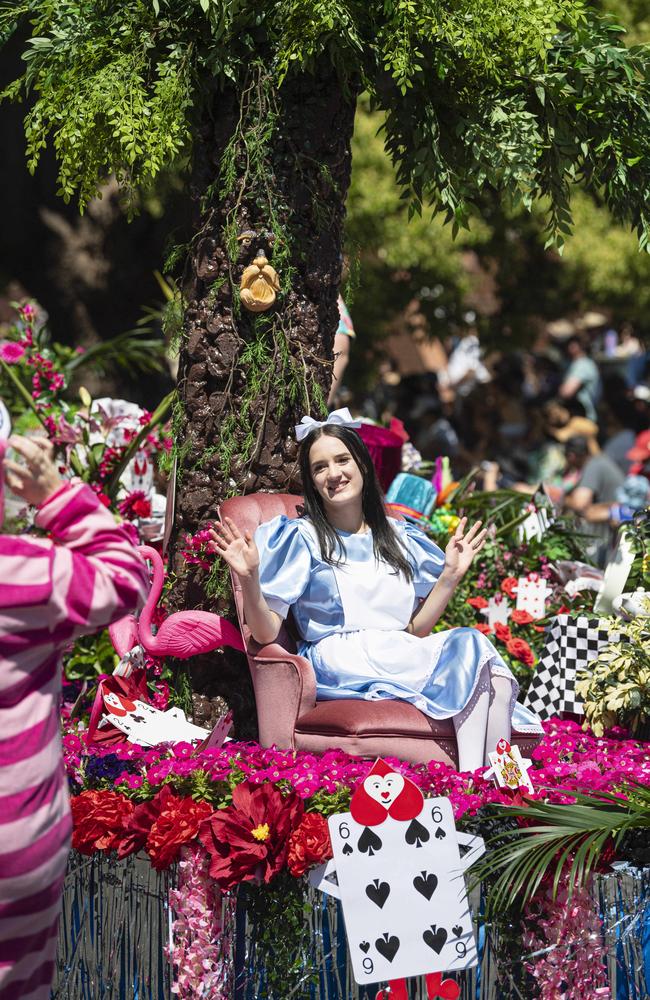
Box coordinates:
[298,425,413,581]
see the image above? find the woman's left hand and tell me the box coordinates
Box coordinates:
[443,517,487,579]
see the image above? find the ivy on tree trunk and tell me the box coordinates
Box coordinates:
[167,62,358,731]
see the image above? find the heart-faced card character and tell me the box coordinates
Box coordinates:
[310,758,485,987]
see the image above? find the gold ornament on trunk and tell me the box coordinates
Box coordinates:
[239,254,280,313]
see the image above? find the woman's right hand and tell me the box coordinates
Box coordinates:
[209,517,260,578]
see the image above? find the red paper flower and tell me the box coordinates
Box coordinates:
[115,795,161,859]
[494,622,513,643]
[501,577,519,598]
[71,790,134,854]
[199,781,304,890]
[511,609,534,625]
[506,637,535,666]
[467,596,488,609]
[147,786,213,871]
[472,623,493,635]
[287,812,333,876]
[118,490,152,520]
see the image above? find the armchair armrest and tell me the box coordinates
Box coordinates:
[247,644,318,749]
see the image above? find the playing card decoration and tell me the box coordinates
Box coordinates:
[516,574,550,620]
[310,758,485,987]
[484,738,534,794]
[480,594,511,628]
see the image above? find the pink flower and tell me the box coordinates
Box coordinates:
[0,341,25,364]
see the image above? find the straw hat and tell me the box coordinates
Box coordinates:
[550,416,600,454]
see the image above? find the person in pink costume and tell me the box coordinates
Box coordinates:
[0,435,149,1000]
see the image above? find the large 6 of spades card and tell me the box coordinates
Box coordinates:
[309,759,485,986]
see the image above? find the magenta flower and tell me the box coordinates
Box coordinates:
[0,341,26,364]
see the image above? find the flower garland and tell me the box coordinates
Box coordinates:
[168,842,233,999]
[63,719,650,879]
[523,880,610,999]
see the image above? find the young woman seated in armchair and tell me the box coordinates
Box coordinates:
[211,412,542,772]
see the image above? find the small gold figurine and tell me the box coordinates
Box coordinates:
[239,254,281,313]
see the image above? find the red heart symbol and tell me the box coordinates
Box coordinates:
[375,979,408,1000]
[425,971,460,1000]
[439,980,460,1000]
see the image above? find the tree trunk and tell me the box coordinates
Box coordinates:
[169,62,358,735]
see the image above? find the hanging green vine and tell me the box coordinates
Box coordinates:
[204,63,328,486]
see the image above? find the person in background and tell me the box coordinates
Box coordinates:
[0,436,149,1000]
[558,335,601,422]
[562,435,625,564]
[328,295,356,406]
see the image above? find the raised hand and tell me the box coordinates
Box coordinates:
[3,435,63,506]
[444,516,487,580]
[208,517,260,578]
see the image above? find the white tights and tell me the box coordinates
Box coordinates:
[452,667,513,772]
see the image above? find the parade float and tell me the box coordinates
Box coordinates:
[2,307,650,999]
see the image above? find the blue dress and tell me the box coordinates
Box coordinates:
[254,515,543,734]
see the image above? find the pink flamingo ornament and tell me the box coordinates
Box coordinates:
[109,545,245,658]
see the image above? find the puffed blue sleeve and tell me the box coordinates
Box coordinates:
[401,521,445,598]
[254,515,313,619]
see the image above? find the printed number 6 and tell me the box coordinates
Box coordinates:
[431,806,443,823]
[339,822,350,840]
[363,957,374,974]
[455,941,467,958]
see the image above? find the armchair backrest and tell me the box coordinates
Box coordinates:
[219,493,303,651]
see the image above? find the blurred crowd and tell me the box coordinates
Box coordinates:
[334,305,650,566]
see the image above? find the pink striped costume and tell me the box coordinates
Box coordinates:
[0,480,149,1000]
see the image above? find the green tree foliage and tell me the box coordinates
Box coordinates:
[3,0,650,248]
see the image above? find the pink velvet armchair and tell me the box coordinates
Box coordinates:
[219,493,541,767]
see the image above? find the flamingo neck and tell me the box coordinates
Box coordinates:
[137,545,165,650]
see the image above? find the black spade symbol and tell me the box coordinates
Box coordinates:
[358,827,383,857]
[405,818,430,848]
[413,871,438,901]
[359,941,370,954]
[365,879,391,909]
[453,925,463,938]
[423,925,448,954]
[342,843,353,856]
[435,826,446,840]
[375,933,400,963]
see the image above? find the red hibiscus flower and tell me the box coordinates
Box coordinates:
[500,577,518,598]
[199,782,304,890]
[287,812,333,877]
[71,790,134,854]
[494,622,512,643]
[472,623,493,635]
[467,596,488,609]
[511,609,534,625]
[506,637,535,666]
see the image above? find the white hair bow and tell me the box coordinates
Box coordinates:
[294,407,362,443]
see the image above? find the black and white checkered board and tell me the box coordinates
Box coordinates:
[523,615,619,719]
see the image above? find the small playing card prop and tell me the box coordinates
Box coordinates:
[484,739,534,794]
[101,696,209,747]
[310,759,485,986]
[516,575,550,620]
[87,671,210,747]
[480,594,511,628]
[517,502,551,544]
[195,710,234,753]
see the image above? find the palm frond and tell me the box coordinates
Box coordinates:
[469,784,650,917]
[63,329,167,376]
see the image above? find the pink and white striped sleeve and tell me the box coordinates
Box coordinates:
[21,480,150,639]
